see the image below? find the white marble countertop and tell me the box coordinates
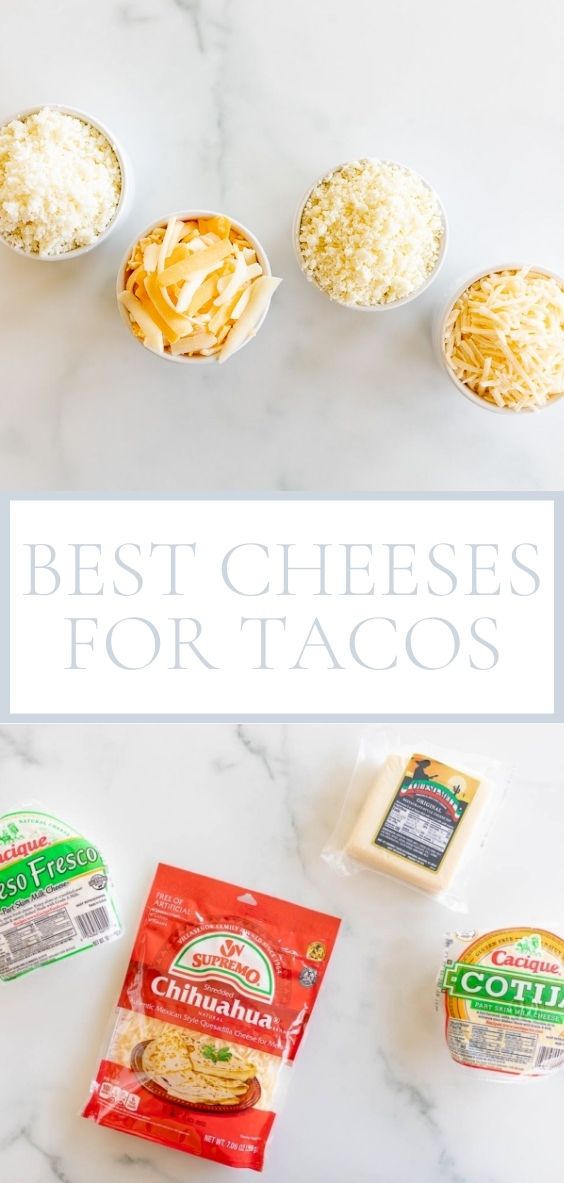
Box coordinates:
[1,0,564,493]
[0,722,563,1183]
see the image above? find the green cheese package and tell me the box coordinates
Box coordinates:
[0,803,121,981]
[322,731,509,910]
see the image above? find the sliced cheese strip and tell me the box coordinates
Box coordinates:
[138,295,177,344]
[164,243,192,269]
[143,242,160,273]
[176,270,207,313]
[344,753,489,895]
[118,291,163,353]
[219,275,281,364]
[177,260,224,313]
[126,265,145,292]
[231,286,251,320]
[171,332,217,355]
[188,274,218,316]
[214,257,262,308]
[208,293,243,336]
[178,221,198,241]
[159,239,233,286]
[157,217,181,275]
[144,273,191,340]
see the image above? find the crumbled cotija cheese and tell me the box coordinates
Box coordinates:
[0,107,121,256]
[444,268,564,410]
[298,159,443,306]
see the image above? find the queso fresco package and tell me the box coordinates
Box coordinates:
[83,864,341,1172]
[0,804,120,981]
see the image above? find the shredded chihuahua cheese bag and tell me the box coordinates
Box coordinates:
[83,864,340,1171]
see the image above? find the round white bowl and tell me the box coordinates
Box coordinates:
[116,210,272,365]
[0,104,132,260]
[293,157,448,311]
[436,263,564,414]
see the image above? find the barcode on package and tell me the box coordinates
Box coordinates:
[76,907,111,940]
[535,1044,564,1069]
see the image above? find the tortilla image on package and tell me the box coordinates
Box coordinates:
[83,864,340,1172]
[129,1024,262,1112]
[0,805,121,981]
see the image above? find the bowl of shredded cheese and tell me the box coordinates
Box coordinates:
[438,265,564,412]
[293,158,447,310]
[0,105,130,259]
[116,210,281,363]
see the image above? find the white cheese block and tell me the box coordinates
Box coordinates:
[344,753,489,895]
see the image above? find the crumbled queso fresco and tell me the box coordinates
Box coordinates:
[0,107,121,256]
[298,159,444,306]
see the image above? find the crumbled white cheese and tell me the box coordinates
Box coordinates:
[298,159,444,306]
[0,107,121,256]
[444,268,564,411]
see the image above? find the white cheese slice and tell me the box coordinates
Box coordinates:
[118,290,163,354]
[219,276,281,364]
[143,242,160,273]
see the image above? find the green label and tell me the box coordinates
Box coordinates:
[0,838,105,908]
[441,961,564,1022]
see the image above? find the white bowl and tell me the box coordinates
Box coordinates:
[0,104,132,260]
[436,263,564,414]
[293,157,448,311]
[116,210,272,365]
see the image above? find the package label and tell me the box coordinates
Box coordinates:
[0,808,120,981]
[374,753,479,871]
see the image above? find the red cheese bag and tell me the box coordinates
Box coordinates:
[83,864,340,1171]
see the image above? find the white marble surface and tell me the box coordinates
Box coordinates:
[1,0,564,492]
[0,723,563,1183]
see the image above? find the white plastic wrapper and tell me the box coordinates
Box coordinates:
[322,731,509,910]
[0,801,121,981]
[436,927,564,1079]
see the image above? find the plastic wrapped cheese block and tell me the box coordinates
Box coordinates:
[323,735,507,909]
[438,928,564,1079]
[345,752,490,895]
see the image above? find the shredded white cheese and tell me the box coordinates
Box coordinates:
[0,107,121,256]
[298,159,444,306]
[444,268,564,411]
